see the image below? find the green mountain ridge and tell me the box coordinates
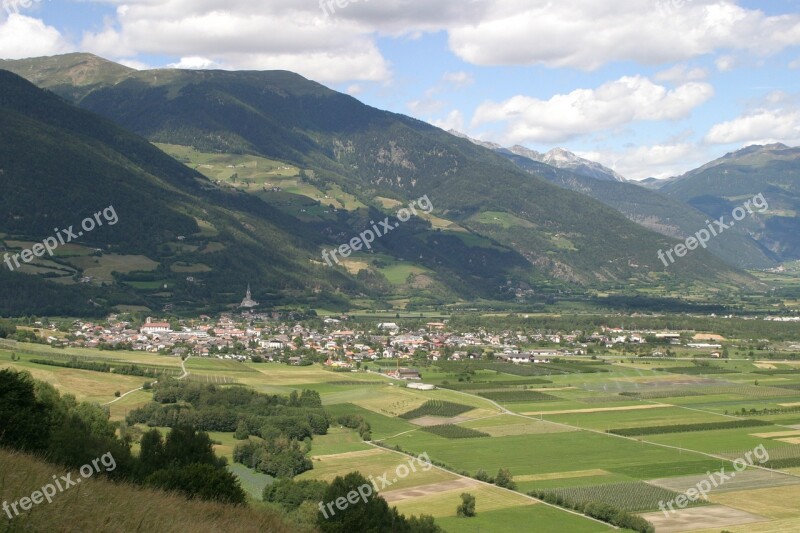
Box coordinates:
[0,54,766,314]
[495,148,777,270]
[659,143,800,261]
[0,69,360,315]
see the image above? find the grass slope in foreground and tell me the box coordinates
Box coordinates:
[0,449,311,533]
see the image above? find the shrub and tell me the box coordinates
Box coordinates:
[234,420,249,440]
[456,493,476,517]
[146,463,246,504]
[494,468,516,490]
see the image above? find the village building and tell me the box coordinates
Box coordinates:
[140,318,172,335]
[239,285,259,308]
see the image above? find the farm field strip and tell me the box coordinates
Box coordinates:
[0,358,152,403]
[461,419,579,437]
[533,481,706,512]
[751,430,800,438]
[521,403,671,415]
[385,377,800,531]
[391,484,532,518]
[635,396,800,432]
[647,468,800,494]
[445,387,800,484]
[515,469,610,482]
[709,484,800,520]
[366,443,615,529]
[640,505,769,533]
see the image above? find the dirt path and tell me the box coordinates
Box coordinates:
[103,355,190,406]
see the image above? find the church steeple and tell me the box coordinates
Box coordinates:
[240,284,258,308]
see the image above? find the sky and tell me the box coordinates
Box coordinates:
[1,0,800,180]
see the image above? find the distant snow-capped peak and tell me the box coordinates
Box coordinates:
[448,130,626,182]
[512,146,626,182]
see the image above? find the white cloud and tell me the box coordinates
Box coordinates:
[577,141,705,181]
[446,0,800,70]
[472,75,714,144]
[655,64,708,83]
[9,0,800,85]
[715,55,737,72]
[117,58,150,70]
[442,71,474,87]
[167,56,218,69]
[406,71,474,121]
[78,0,391,83]
[220,48,390,83]
[430,109,465,132]
[705,108,800,145]
[408,98,445,115]
[346,84,363,95]
[0,0,44,18]
[0,14,71,59]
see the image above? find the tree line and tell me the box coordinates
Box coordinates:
[0,369,244,504]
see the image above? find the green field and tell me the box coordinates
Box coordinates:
[155,143,364,212]
[14,339,800,533]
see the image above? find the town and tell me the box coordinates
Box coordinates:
[15,308,797,377]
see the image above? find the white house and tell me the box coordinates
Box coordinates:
[140,320,172,335]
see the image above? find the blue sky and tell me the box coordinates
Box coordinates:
[2,0,800,179]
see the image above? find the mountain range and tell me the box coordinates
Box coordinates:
[457,134,790,270]
[0,53,777,315]
[657,143,800,261]
[449,131,626,183]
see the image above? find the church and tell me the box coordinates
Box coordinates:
[239,285,259,308]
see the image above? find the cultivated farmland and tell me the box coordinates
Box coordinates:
[532,481,706,512]
[398,400,475,419]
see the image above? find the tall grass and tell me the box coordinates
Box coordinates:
[0,448,315,533]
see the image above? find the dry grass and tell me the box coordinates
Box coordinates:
[381,478,479,503]
[689,517,800,533]
[515,470,610,482]
[0,362,147,404]
[466,420,578,437]
[390,482,534,518]
[750,430,800,438]
[640,505,766,533]
[298,448,455,492]
[522,404,670,416]
[711,484,800,519]
[0,449,313,533]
